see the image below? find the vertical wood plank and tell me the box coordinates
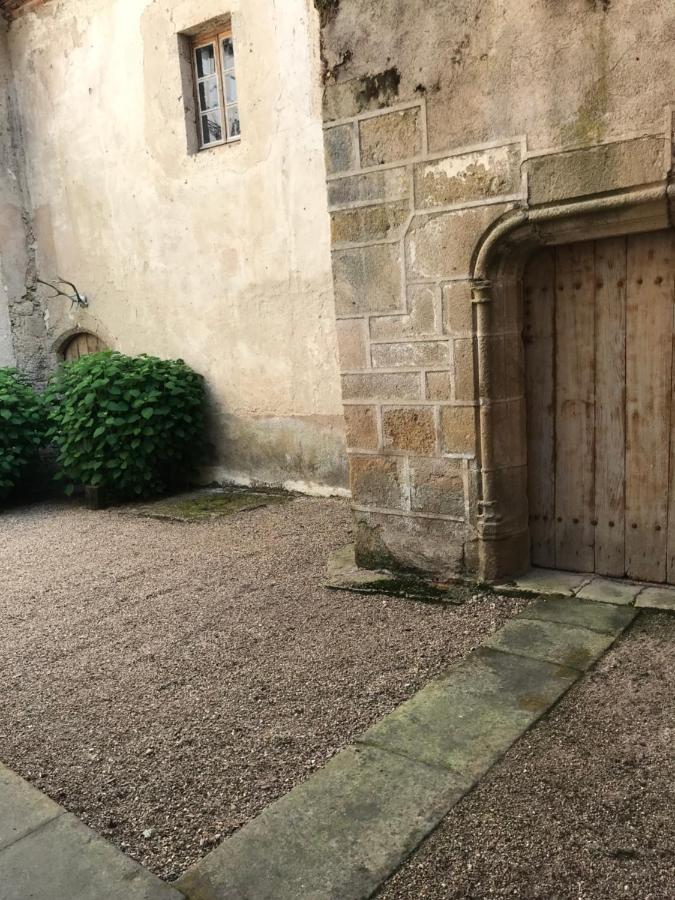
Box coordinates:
[523,248,556,567]
[555,242,595,573]
[594,236,627,576]
[625,232,673,583]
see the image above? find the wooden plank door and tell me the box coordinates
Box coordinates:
[524,230,675,583]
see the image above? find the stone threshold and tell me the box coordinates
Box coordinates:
[0,577,647,899]
[495,567,675,611]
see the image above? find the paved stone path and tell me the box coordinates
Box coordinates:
[0,764,182,900]
[0,587,654,899]
[175,596,637,899]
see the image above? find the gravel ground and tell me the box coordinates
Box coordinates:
[378,610,675,900]
[0,496,526,881]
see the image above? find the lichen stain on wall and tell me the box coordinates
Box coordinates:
[6,0,348,489]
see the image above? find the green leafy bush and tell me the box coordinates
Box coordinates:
[0,368,45,501]
[45,351,206,499]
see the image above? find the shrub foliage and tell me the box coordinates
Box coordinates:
[0,368,44,501]
[45,351,205,498]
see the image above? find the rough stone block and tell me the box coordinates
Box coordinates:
[331,201,409,244]
[343,406,379,451]
[335,318,368,370]
[414,144,521,209]
[359,108,423,168]
[520,596,637,635]
[324,123,357,175]
[341,372,421,402]
[409,458,465,517]
[526,135,665,205]
[328,168,409,207]
[452,338,475,401]
[349,455,405,509]
[382,407,436,455]
[370,285,438,341]
[323,70,404,122]
[359,647,578,778]
[354,509,467,578]
[332,244,403,316]
[425,371,452,401]
[442,282,474,334]
[372,340,450,368]
[406,204,508,281]
[440,405,476,456]
[176,744,471,900]
[484,617,619,671]
[495,567,590,597]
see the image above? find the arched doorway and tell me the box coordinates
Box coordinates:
[523,230,675,584]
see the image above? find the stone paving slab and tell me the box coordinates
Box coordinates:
[0,772,182,900]
[176,744,472,900]
[483,617,620,671]
[635,586,675,611]
[0,763,61,851]
[357,648,579,779]
[575,577,643,605]
[520,595,637,635]
[494,568,590,597]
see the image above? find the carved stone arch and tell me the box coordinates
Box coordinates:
[468,184,675,581]
[53,326,111,362]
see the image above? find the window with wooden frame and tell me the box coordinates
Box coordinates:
[192,25,240,149]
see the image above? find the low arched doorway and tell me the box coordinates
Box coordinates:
[523,230,675,584]
[61,331,107,361]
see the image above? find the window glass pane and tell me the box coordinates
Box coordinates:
[224,73,237,104]
[195,43,216,78]
[221,37,234,70]
[227,105,240,139]
[201,109,222,144]
[198,76,219,112]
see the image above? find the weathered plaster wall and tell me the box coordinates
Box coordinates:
[6,0,347,491]
[319,0,675,577]
[0,19,48,375]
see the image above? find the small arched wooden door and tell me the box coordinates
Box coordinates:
[62,332,107,361]
[524,230,675,584]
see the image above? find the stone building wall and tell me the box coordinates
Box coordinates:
[319,0,675,578]
[2,0,348,492]
[0,19,50,379]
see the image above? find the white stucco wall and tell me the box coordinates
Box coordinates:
[6,0,348,491]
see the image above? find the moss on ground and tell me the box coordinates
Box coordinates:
[132,490,292,522]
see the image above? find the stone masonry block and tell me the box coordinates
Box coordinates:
[453,338,476,401]
[406,204,509,281]
[335,318,368,370]
[409,458,465,517]
[333,244,403,317]
[425,371,453,401]
[341,372,421,402]
[324,123,357,175]
[328,168,409,208]
[382,407,437,455]
[323,71,404,122]
[359,108,423,168]
[442,282,474,334]
[370,285,437,341]
[441,405,476,456]
[414,145,521,209]
[350,455,405,509]
[331,202,409,244]
[343,406,380,451]
[526,136,665,205]
[372,340,450,369]
[354,509,466,578]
